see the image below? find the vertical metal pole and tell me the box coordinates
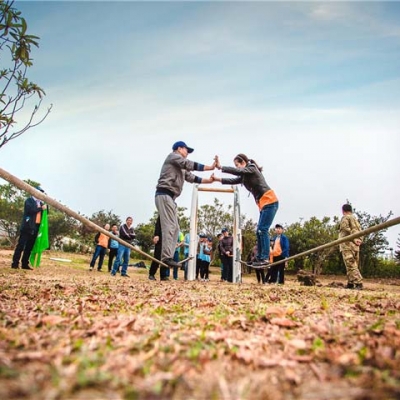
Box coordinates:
[232,186,242,283]
[187,184,199,281]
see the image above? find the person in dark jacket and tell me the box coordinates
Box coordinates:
[110,217,135,278]
[220,229,233,282]
[216,232,224,281]
[148,216,169,281]
[11,187,47,270]
[155,141,217,269]
[213,154,279,267]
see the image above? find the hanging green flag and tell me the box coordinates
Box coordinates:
[30,208,49,267]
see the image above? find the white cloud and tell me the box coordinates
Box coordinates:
[2,1,399,250]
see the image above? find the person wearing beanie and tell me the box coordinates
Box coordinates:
[339,204,363,290]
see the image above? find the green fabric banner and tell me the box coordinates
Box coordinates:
[30,208,49,267]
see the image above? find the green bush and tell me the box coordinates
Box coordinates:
[362,259,399,278]
[63,243,81,253]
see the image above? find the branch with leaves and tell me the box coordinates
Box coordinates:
[0,0,52,148]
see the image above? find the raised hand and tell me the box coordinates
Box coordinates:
[214,155,222,170]
[211,173,221,183]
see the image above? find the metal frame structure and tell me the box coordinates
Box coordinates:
[186,185,242,283]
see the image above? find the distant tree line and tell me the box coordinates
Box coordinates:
[0,180,398,277]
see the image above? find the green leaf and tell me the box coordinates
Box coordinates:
[21,17,27,35]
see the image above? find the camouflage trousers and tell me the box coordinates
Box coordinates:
[341,249,363,284]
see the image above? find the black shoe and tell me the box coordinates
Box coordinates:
[21,265,33,270]
[162,258,181,268]
[97,269,102,272]
[354,283,363,290]
[160,277,170,281]
[148,275,156,281]
[11,265,19,269]
[346,283,355,289]
[121,274,130,278]
[253,259,270,267]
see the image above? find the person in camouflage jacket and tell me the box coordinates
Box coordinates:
[339,204,363,290]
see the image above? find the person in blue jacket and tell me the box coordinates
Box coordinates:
[268,224,290,284]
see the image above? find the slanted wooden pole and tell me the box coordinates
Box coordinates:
[0,167,170,268]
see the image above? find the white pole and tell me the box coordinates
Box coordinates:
[187,184,199,281]
[232,186,242,283]
[188,185,242,283]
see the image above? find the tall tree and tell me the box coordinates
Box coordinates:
[0,0,52,148]
[76,209,122,246]
[135,211,158,253]
[0,179,27,244]
[354,208,392,273]
[197,198,234,237]
[285,216,340,274]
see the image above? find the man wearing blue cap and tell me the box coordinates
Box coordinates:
[155,141,218,269]
[11,186,47,270]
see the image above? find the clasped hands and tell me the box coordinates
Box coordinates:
[206,155,222,183]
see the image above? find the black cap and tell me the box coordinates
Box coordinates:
[342,204,352,212]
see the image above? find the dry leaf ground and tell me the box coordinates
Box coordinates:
[0,249,399,400]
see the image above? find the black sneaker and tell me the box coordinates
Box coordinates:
[253,259,270,267]
[162,258,180,268]
[148,275,156,281]
[354,283,363,290]
[21,265,33,270]
[121,274,130,278]
[160,277,170,281]
[346,283,355,289]
[11,265,19,269]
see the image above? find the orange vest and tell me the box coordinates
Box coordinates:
[271,237,282,257]
[257,189,278,211]
[98,233,109,248]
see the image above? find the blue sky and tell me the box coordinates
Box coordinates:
[2,1,400,250]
